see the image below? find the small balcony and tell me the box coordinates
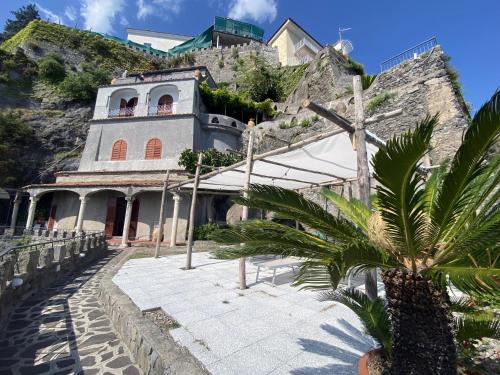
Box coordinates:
[294,37,320,58]
[93,104,178,120]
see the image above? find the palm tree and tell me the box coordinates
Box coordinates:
[212,91,500,374]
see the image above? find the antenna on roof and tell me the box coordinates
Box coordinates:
[335,27,354,58]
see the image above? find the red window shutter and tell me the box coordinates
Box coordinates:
[111,140,127,161]
[145,138,162,160]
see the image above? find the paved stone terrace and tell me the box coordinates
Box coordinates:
[114,252,379,375]
[0,250,142,375]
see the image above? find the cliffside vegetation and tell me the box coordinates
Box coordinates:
[178,148,242,175]
[1,20,160,73]
[199,82,276,123]
[0,110,37,187]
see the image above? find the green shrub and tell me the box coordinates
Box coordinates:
[218,59,224,68]
[335,85,353,99]
[236,55,282,102]
[0,110,35,187]
[199,81,276,123]
[59,69,110,101]
[38,53,66,83]
[178,148,242,174]
[361,74,377,90]
[342,57,365,75]
[194,223,220,241]
[366,91,396,112]
[277,63,309,101]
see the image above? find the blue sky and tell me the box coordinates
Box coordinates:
[1,0,499,112]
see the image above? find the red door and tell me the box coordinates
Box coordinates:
[128,199,140,240]
[47,205,57,230]
[105,198,117,238]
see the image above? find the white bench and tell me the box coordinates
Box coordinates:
[255,257,303,286]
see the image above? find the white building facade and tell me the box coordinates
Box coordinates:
[18,67,245,246]
[268,18,323,66]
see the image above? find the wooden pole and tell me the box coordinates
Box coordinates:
[353,75,378,300]
[155,170,170,258]
[239,130,255,289]
[185,153,203,270]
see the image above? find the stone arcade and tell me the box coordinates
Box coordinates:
[16,66,246,246]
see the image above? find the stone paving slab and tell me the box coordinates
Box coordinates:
[113,252,382,375]
[0,251,142,375]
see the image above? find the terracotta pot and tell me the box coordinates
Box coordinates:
[358,349,381,375]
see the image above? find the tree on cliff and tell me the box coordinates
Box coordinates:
[0,4,40,43]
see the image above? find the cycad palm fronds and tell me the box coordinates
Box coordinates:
[322,189,371,232]
[320,288,392,356]
[372,115,437,267]
[428,91,500,255]
[455,315,500,343]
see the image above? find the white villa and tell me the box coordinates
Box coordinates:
[14,66,246,246]
[268,18,323,66]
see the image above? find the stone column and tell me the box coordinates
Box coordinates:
[120,196,134,248]
[170,193,182,247]
[10,194,21,229]
[75,196,89,234]
[25,196,39,230]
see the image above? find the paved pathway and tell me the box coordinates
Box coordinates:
[0,251,142,375]
[114,253,379,375]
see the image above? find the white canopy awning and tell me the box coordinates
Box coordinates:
[176,129,381,192]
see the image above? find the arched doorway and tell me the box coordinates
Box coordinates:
[119,97,138,117]
[157,95,173,115]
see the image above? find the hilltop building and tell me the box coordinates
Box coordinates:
[268,18,323,66]
[122,16,322,67]
[16,66,245,246]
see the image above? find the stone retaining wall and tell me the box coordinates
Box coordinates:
[0,233,107,326]
[98,249,208,375]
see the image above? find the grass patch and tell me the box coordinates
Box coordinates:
[277,63,309,100]
[1,20,160,73]
[335,86,353,99]
[366,91,397,112]
[278,115,320,130]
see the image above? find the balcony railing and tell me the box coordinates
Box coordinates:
[108,106,137,118]
[294,38,320,55]
[148,104,173,116]
[380,37,438,72]
[94,104,177,120]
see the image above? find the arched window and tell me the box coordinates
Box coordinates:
[211,117,219,124]
[231,121,237,128]
[119,97,138,117]
[157,95,173,115]
[145,138,162,160]
[111,140,127,161]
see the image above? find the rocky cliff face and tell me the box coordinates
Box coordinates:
[247,45,469,165]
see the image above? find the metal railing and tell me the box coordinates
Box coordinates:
[380,37,437,72]
[0,231,105,260]
[294,38,319,54]
[148,104,173,116]
[108,106,137,118]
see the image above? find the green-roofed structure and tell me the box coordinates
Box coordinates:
[107,16,266,58]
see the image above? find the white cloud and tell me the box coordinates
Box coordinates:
[228,0,277,23]
[36,3,65,24]
[80,0,124,34]
[136,0,185,21]
[120,15,130,27]
[64,5,77,22]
